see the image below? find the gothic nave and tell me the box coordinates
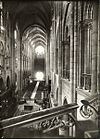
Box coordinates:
[0,0,100,138]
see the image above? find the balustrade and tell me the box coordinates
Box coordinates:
[0,103,78,137]
[80,94,99,119]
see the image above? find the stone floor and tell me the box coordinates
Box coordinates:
[2,82,51,138]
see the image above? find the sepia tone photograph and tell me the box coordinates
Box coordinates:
[0,0,100,138]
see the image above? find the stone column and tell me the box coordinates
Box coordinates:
[97,1,100,93]
[45,36,48,85]
[78,26,81,88]
[91,2,98,94]
[10,19,15,85]
[73,2,78,103]
[77,4,81,88]
[72,2,78,137]
[17,29,22,97]
[64,44,67,78]
[46,32,50,85]
[3,10,7,83]
[79,2,84,89]
[58,2,62,106]
[97,1,100,130]
[70,2,74,103]
[52,6,57,96]
[50,27,54,93]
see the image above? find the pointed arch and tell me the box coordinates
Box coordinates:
[63,97,68,105]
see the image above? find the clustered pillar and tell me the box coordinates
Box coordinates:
[91,2,98,95]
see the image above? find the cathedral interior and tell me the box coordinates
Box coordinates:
[0,0,100,138]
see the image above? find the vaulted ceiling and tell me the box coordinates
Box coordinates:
[3,1,53,34]
[22,25,47,49]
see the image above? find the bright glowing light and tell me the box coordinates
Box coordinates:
[0,26,5,31]
[30,79,33,83]
[14,30,17,40]
[35,71,44,80]
[35,46,44,55]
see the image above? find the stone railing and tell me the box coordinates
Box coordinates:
[0,103,79,137]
